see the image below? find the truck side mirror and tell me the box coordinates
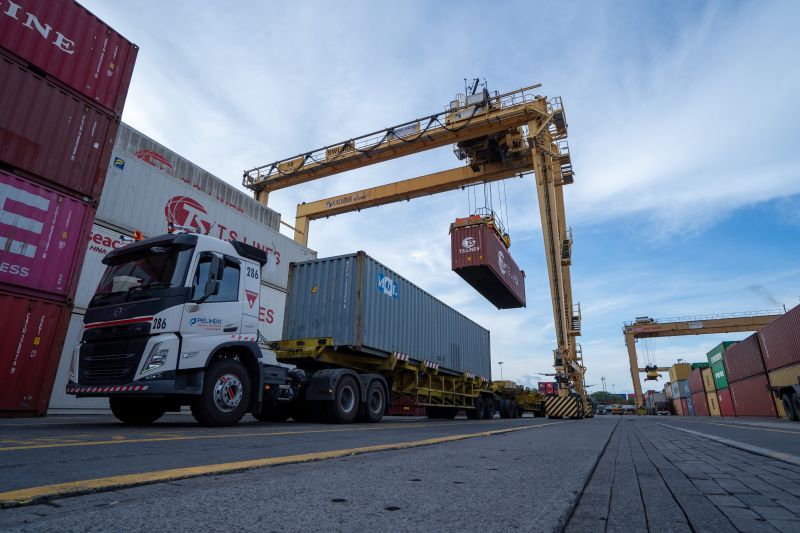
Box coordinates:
[192,255,222,304]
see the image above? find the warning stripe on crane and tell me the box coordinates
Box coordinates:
[544,396,581,418]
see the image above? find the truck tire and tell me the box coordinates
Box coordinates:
[782,393,799,422]
[361,380,386,423]
[511,401,520,418]
[792,393,800,422]
[191,358,252,427]
[483,396,496,419]
[326,374,360,424]
[499,399,511,419]
[110,398,166,425]
[253,402,291,422]
[466,396,483,420]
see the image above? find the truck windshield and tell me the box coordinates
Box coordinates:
[93,245,193,301]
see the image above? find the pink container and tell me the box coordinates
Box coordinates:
[691,391,709,416]
[0,0,138,114]
[758,304,800,372]
[0,170,90,298]
[729,374,777,418]
[723,334,765,382]
[717,388,735,417]
[0,53,118,200]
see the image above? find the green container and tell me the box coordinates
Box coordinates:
[711,360,728,390]
[691,362,709,369]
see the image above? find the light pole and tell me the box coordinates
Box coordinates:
[498,361,504,380]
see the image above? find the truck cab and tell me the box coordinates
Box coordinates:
[66,232,269,426]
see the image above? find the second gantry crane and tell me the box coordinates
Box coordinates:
[244,81,590,418]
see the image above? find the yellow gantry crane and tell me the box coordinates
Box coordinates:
[623,310,785,408]
[244,81,590,418]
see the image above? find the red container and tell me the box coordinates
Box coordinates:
[758,304,800,372]
[717,388,735,417]
[0,291,71,415]
[538,381,556,395]
[729,374,777,418]
[672,398,683,415]
[723,333,765,382]
[451,222,525,309]
[680,398,689,416]
[0,0,138,115]
[688,368,704,394]
[0,53,118,199]
[0,170,91,298]
[691,391,709,416]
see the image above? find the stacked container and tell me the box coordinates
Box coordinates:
[707,341,737,417]
[689,368,709,416]
[0,0,137,416]
[758,304,800,419]
[47,124,315,411]
[724,333,777,418]
[702,367,720,416]
[538,382,557,395]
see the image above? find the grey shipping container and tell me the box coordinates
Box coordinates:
[283,252,492,378]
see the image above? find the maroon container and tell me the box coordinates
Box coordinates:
[729,374,777,418]
[0,291,71,415]
[723,333,765,382]
[0,170,91,298]
[674,398,685,416]
[758,304,800,372]
[451,222,525,309]
[688,368,704,394]
[0,0,138,115]
[717,388,735,417]
[691,391,709,416]
[0,53,118,200]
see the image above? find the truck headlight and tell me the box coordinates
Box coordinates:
[143,343,169,372]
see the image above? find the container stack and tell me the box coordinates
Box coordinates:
[702,367,720,416]
[758,304,800,419]
[0,0,137,416]
[707,341,737,417]
[669,363,691,415]
[724,334,777,417]
[538,382,557,395]
[689,368,709,416]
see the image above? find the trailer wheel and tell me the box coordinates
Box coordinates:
[326,375,360,424]
[483,396,496,419]
[253,402,291,422]
[110,398,167,425]
[362,380,386,423]
[782,393,799,422]
[191,358,251,427]
[466,396,483,420]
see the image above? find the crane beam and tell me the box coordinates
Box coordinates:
[623,312,784,408]
[293,158,533,245]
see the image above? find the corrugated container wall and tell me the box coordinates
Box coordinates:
[711,362,729,391]
[723,334,765,383]
[768,363,800,391]
[685,396,695,416]
[664,381,673,399]
[0,291,70,414]
[0,170,91,298]
[707,392,721,416]
[701,368,716,393]
[758,304,800,372]
[0,54,117,200]
[672,398,684,416]
[671,380,691,399]
[717,388,735,417]
[688,368,704,394]
[0,0,138,114]
[669,363,691,382]
[450,223,526,309]
[691,391,709,416]
[729,374,777,418]
[114,124,280,231]
[707,341,737,367]
[283,252,492,378]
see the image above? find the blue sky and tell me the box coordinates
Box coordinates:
[84,0,800,394]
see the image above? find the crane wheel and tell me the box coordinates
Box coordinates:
[483,396,496,419]
[511,401,520,418]
[499,399,511,419]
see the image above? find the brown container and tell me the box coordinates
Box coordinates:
[707,391,721,416]
[729,374,777,418]
[701,367,716,393]
[717,388,735,417]
[664,381,673,399]
[0,0,138,115]
[450,222,525,309]
[0,53,118,200]
[691,390,709,416]
[758,304,800,372]
[671,398,683,415]
[669,363,691,382]
[688,368,704,394]
[723,333,765,382]
[0,170,94,300]
[0,291,71,415]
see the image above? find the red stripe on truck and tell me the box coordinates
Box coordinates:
[83,316,153,330]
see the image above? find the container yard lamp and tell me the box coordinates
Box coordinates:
[498,361,504,380]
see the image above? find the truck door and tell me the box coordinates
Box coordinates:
[180,252,243,367]
[240,259,260,344]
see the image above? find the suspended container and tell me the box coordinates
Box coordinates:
[450,217,525,309]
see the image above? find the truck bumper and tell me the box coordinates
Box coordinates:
[66,369,204,397]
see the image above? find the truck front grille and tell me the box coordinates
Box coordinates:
[78,337,148,386]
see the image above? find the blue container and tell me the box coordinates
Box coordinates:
[670,380,691,398]
[686,396,695,416]
[283,252,492,377]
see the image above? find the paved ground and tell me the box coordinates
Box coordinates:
[1,414,799,531]
[566,417,800,533]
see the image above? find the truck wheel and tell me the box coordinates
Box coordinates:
[253,402,290,422]
[782,393,799,422]
[327,375,360,424]
[511,401,519,418]
[466,396,483,420]
[499,399,510,419]
[792,393,800,422]
[483,396,496,419]
[191,358,251,427]
[109,398,166,425]
[362,380,386,423]
[443,408,458,419]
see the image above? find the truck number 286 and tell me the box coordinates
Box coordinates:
[246,266,259,279]
[152,317,167,330]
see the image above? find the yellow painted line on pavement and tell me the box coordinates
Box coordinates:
[677,419,800,436]
[0,422,562,507]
